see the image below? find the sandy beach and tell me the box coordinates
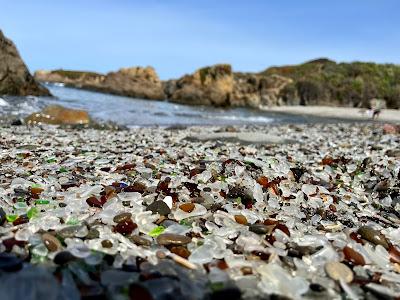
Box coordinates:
[262,105,400,123]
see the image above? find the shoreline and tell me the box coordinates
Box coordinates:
[261,105,400,123]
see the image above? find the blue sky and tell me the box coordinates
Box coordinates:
[0,0,399,79]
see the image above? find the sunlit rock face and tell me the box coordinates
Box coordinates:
[0,30,50,96]
[35,66,165,100]
[25,105,90,125]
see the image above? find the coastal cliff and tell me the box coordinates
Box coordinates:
[35,66,164,100]
[35,59,400,109]
[0,30,50,96]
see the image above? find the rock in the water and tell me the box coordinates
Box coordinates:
[156,233,191,246]
[35,66,165,100]
[25,105,90,125]
[164,64,234,106]
[0,30,50,96]
[146,200,171,216]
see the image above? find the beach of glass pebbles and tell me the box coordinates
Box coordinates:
[0,123,399,299]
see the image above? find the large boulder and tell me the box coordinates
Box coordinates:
[25,105,90,125]
[100,67,165,100]
[164,64,234,106]
[0,30,50,96]
[35,66,165,100]
[165,64,293,107]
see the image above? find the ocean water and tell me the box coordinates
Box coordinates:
[0,83,315,126]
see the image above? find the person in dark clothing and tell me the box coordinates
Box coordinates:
[372,108,381,119]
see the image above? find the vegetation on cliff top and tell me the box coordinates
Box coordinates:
[51,69,102,80]
[261,59,400,108]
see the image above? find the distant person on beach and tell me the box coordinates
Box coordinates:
[369,98,386,120]
[372,108,381,119]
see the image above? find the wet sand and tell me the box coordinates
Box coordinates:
[261,105,400,123]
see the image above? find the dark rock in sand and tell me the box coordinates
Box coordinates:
[0,207,6,225]
[146,200,171,216]
[358,226,390,249]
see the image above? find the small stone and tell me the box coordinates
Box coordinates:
[234,214,248,225]
[113,212,132,223]
[0,207,6,225]
[343,246,365,266]
[357,226,389,249]
[42,233,62,252]
[383,123,399,134]
[129,235,152,247]
[114,219,137,235]
[54,251,76,265]
[249,224,274,235]
[124,182,147,193]
[170,246,191,258]
[325,262,354,283]
[156,233,191,246]
[389,245,400,264]
[101,240,113,248]
[57,225,82,239]
[13,214,29,225]
[156,250,167,259]
[163,196,173,209]
[31,187,44,195]
[86,228,100,239]
[240,266,253,275]
[86,196,104,208]
[179,203,195,213]
[146,200,171,216]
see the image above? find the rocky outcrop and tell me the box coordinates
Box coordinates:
[34,59,400,109]
[232,73,293,107]
[0,30,50,96]
[25,105,90,125]
[164,64,292,107]
[164,64,234,106]
[35,66,165,100]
